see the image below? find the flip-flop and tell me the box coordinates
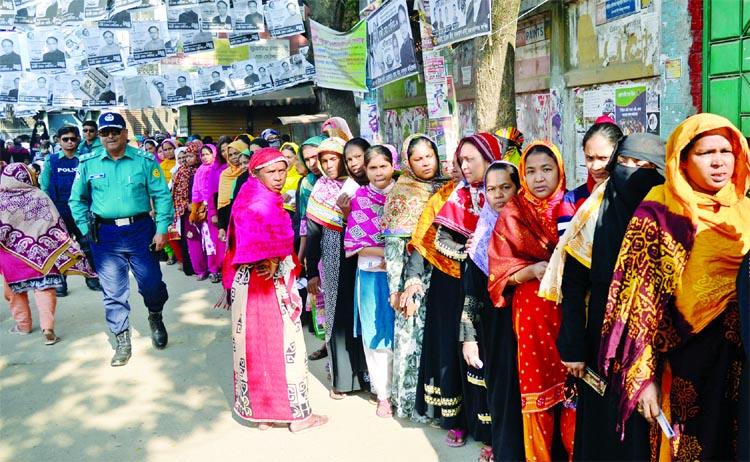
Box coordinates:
[329,389,346,400]
[289,415,330,434]
[445,429,467,447]
[479,445,493,462]
[308,346,328,361]
[257,422,275,431]
[42,330,60,346]
[9,325,31,335]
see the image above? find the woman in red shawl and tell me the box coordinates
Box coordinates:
[488,140,574,462]
[225,147,329,433]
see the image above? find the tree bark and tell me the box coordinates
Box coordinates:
[474,0,522,132]
[304,0,360,136]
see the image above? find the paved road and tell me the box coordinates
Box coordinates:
[0,264,479,462]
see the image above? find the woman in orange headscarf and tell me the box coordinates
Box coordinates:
[598,114,750,461]
[488,140,574,462]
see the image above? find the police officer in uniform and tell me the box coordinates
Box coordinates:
[78,120,102,155]
[40,125,102,296]
[69,113,174,367]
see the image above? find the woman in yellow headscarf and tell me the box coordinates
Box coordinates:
[599,113,750,461]
[280,141,303,214]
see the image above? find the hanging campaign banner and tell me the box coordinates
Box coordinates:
[309,19,367,92]
[366,0,418,89]
[429,0,491,48]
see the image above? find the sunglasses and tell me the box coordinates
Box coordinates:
[82,128,96,133]
[60,137,78,142]
[99,128,122,137]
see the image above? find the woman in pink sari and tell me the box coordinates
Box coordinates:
[225,147,329,433]
[190,144,220,282]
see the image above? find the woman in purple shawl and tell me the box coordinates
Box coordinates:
[204,142,228,279]
[344,145,397,417]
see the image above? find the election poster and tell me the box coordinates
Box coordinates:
[164,71,194,104]
[27,31,68,72]
[615,85,647,135]
[234,0,265,32]
[200,0,233,32]
[0,32,24,73]
[83,29,124,69]
[359,100,381,144]
[52,74,83,107]
[35,0,62,28]
[366,0,418,89]
[309,19,367,92]
[181,27,215,54]
[83,0,109,22]
[0,0,14,28]
[429,0,491,48]
[167,4,200,30]
[60,0,85,25]
[196,65,228,100]
[230,59,259,95]
[0,72,20,103]
[131,21,168,63]
[265,0,305,38]
[18,73,51,105]
[424,54,449,119]
[98,10,132,28]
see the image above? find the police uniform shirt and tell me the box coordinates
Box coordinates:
[40,151,78,198]
[69,144,174,236]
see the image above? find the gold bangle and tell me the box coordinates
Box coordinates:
[509,273,519,285]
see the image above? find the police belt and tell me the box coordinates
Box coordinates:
[96,212,150,227]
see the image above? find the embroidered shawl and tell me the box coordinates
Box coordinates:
[382,134,445,237]
[0,163,93,276]
[343,182,393,257]
[306,138,347,232]
[407,180,460,278]
[172,162,198,219]
[598,113,750,433]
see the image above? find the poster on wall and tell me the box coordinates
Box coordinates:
[265,0,305,38]
[615,85,647,135]
[366,0,418,89]
[360,101,380,144]
[383,106,428,152]
[424,54,449,119]
[429,0,491,48]
[309,19,368,92]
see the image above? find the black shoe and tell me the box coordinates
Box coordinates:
[85,278,102,291]
[148,312,168,350]
[56,278,68,297]
[111,330,132,367]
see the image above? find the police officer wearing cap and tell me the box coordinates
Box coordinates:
[40,125,102,296]
[69,112,174,367]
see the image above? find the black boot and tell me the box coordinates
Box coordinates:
[56,276,68,297]
[85,278,102,291]
[111,330,132,367]
[148,312,168,350]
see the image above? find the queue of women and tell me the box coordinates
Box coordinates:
[1,111,747,461]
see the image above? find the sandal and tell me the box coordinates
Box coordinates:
[289,414,330,434]
[166,257,177,265]
[209,273,221,284]
[329,389,346,400]
[445,428,467,448]
[308,345,327,361]
[9,324,31,335]
[43,329,60,346]
[257,422,275,431]
[376,399,393,418]
[479,445,493,462]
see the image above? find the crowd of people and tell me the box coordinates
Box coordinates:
[0,111,748,460]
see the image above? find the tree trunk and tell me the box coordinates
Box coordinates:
[304,0,360,136]
[474,0,522,132]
